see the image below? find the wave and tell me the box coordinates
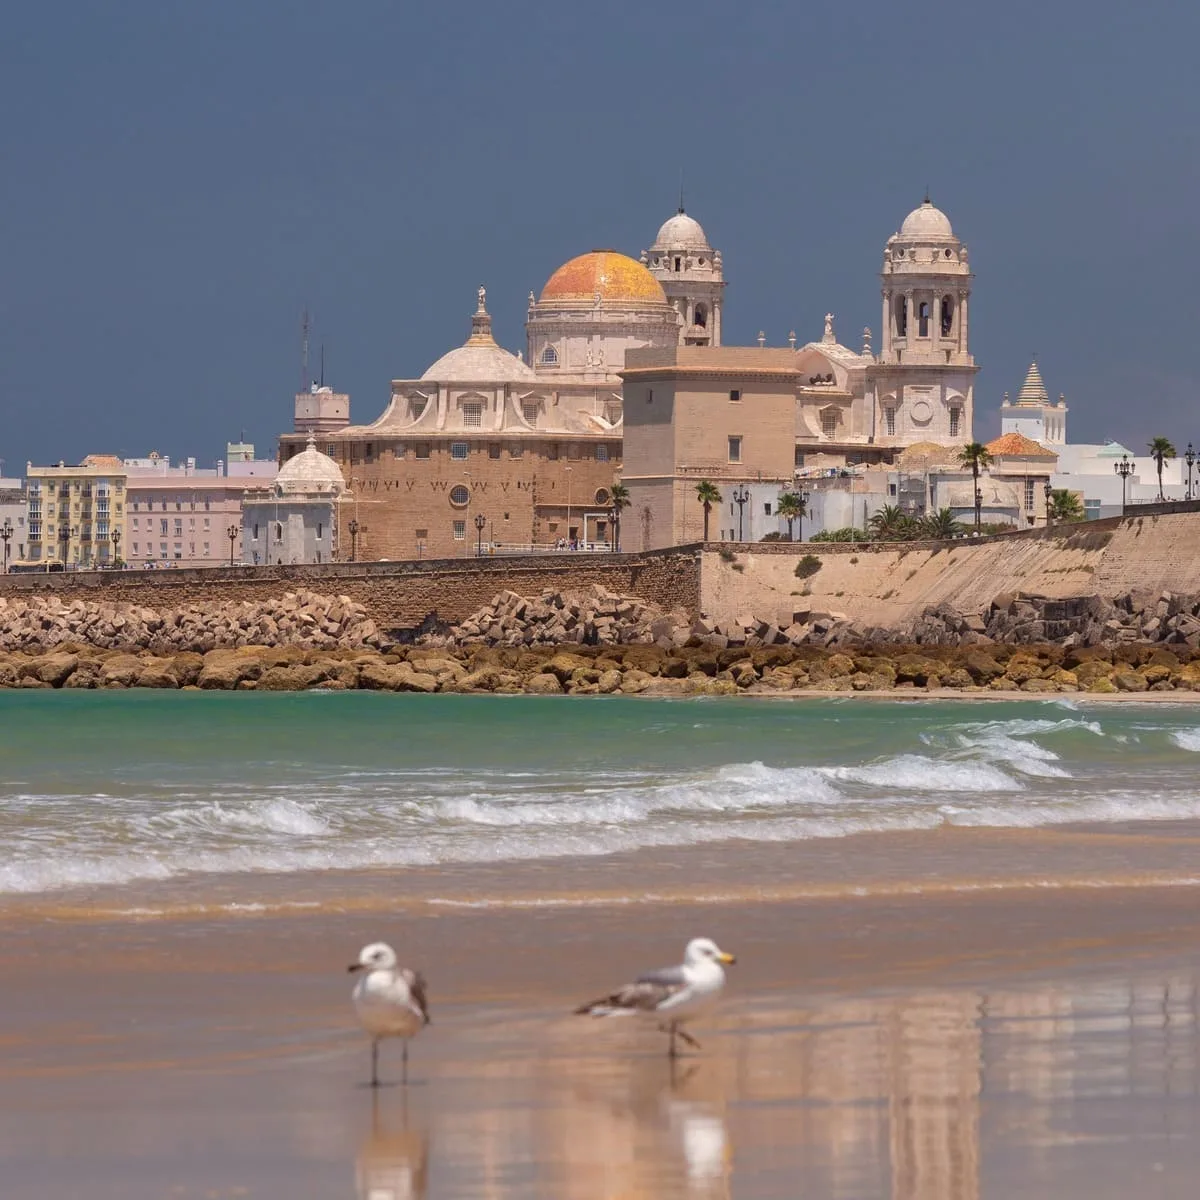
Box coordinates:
[1170,728,1200,752]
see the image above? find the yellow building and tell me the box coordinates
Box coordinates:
[25,455,128,567]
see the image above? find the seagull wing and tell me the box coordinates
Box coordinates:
[575,964,688,1015]
[401,968,431,1025]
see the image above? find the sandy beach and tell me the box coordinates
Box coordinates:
[5,827,1200,1199]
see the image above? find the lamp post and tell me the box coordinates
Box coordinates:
[1114,454,1134,511]
[974,487,983,535]
[1044,480,1054,528]
[226,524,238,566]
[732,484,749,542]
[474,512,486,557]
[1187,443,1196,501]
[564,465,573,547]
[348,517,359,562]
[608,504,619,552]
[110,527,120,568]
[60,525,70,567]
[0,518,11,573]
[798,487,810,544]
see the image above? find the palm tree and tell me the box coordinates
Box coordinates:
[868,504,916,541]
[1148,436,1176,501]
[1046,488,1085,523]
[775,491,806,541]
[695,480,722,542]
[957,442,994,533]
[921,507,965,539]
[608,482,630,551]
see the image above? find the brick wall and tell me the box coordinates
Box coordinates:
[0,548,702,632]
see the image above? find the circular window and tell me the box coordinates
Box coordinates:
[944,248,953,258]
[698,256,705,265]
[911,399,933,424]
[449,485,469,507]
[895,248,905,258]
[594,487,611,505]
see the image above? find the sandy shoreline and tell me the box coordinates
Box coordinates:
[5,829,1200,1197]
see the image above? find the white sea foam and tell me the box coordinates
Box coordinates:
[823,755,1019,792]
[1170,728,1200,752]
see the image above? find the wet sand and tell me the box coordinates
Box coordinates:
[5,832,1200,1198]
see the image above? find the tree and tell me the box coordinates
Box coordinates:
[1046,488,1085,523]
[868,504,916,541]
[1148,436,1177,501]
[957,442,994,533]
[921,508,965,539]
[695,480,722,542]
[608,482,630,551]
[775,491,806,541]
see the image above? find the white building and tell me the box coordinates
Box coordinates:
[0,477,26,570]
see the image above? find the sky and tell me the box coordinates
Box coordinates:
[3,0,1199,471]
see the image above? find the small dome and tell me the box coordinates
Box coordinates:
[422,343,536,383]
[899,199,954,239]
[276,439,346,493]
[540,251,667,304]
[652,210,710,251]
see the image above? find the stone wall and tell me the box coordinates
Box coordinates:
[0,549,701,635]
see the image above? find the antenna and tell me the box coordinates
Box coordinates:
[319,342,325,388]
[300,309,310,392]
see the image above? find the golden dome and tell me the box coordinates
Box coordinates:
[539,250,667,304]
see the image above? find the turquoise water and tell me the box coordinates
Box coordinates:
[3,692,1200,895]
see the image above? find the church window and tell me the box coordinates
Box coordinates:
[949,408,961,438]
[896,298,908,337]
[488,443,501,459]
[941,296,954,337]
[450,485,469,507]
[274,522,283,541]
[695,303,708,328]
[253,524,259,540]
[885,408,896,436]
[674,257,681,272]
[316,523,323,539]
[522,401,539,425]
[408,398,425,421]
[415,443,431,459]
[547,443,559,461]
[509,443,523,458]
[567,443,582,460]
[452,520,466,540]
[727,436,742,463]
[395,443,406,458]
[821,410,838,438]
[729,389,741,403]
[918,302,930,338]
[540,345,558,365]
[596,445,609,462]
[450,442,469,460]
[463,402,483,427]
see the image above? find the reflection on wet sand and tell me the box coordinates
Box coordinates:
[356,1092,429,1200]
[421,973,1200,1199]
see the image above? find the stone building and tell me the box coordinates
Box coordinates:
[281,259,681,560]
[642,205,726,346]
[620,197,980,548]
[242,437,346,565]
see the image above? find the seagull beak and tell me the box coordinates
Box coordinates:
[347,963,365,973]
[718,951,736,965]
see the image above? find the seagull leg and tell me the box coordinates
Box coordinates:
[668,1022,678,1059]
[402,1040,409,1086]
[370,1038,380,1088]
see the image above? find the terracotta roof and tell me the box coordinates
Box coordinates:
[984,431,1057,458]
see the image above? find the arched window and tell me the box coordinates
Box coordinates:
[949,408,961,439]
[941,296,954,337]
[896,297,908,337]
[918,301,930,338]
[694,303,708,328]
[540,345,558,365]
[450,485,469,507]
[274,522,282,541]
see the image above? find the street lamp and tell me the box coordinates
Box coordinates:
[110,527,121,568]
[1114,454,1134,511]
[974,487,983,535]
[59,525,70,566]
[474,512,486,556]
[797,487,810,543]
[608,504,619,552]
[226,523,238,566]
[1186,443,1196,500]
[0,518,12,573]
[348,517,359,562]
[732,484,749,542]
[1044,480,1054,528]
[564,465,573,547]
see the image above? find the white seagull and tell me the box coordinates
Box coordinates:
[574,937,736,1058]
[348,942,431,1086]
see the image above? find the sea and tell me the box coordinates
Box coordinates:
[4,691,1200,905]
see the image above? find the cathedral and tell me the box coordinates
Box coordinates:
[279,196,978,558]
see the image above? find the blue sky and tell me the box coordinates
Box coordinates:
[3,0,1198,469]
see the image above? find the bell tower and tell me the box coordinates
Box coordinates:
[642,202,725,346]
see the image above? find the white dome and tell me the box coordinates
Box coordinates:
[422,342,536,383]
[899,199,954,239]
[652,210,711,251]
[275,442,345,493]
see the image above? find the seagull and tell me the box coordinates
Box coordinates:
[574,937,736,1058]
[348,942,430,1086]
